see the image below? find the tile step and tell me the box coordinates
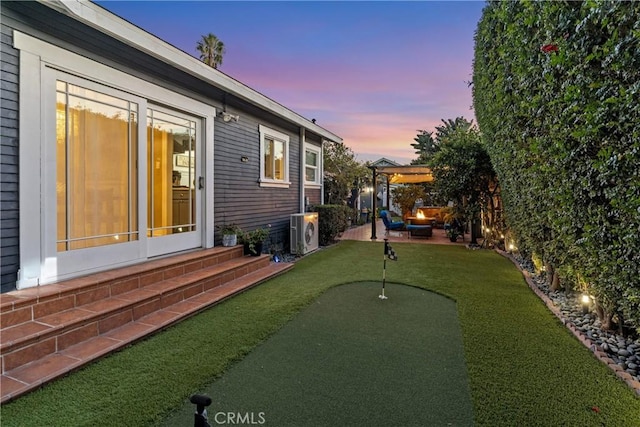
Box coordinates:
[1,256,269,355]
[0,246,245,318]
[0,262,293,403]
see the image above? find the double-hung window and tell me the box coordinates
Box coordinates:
[304,145,322,186]
[259,125,290,188]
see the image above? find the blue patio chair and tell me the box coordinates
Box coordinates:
[380,210,404,235]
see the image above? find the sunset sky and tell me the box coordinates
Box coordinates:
[97,1,486,164]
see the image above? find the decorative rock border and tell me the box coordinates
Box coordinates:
[496,249,640,397]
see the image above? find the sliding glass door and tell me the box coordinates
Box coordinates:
[47,71,202,279]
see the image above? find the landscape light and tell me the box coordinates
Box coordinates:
[581,294,591,314]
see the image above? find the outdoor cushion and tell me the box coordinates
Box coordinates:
[381,210,404,231]
[407,224,433,238]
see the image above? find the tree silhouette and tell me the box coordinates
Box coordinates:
[410,130,438,165]
[196,33,226,69]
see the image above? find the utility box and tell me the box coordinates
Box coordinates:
[290,213,319,255]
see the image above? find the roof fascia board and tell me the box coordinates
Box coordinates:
[41,0,341,143]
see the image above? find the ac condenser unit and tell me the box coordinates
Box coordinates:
[290,213,319,255]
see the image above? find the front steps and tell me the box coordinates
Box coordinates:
[0,246,293,403]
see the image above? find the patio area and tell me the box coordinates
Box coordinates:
[338,218,466,246]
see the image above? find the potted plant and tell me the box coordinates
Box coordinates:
[445,226,461,242]
[441,207,464,242]
[242,225,271,255]
[217,223,242,247]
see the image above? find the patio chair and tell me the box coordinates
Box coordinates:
[380,210,404,235]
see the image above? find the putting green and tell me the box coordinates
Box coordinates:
[160,282,474,426]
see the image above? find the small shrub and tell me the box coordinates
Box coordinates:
[312,205,350,246]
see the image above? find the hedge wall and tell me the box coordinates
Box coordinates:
[473,1,640,331]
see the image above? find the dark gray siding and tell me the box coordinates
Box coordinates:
[213,112,301,253]
[0,20,19,292]
[306,188,322,208]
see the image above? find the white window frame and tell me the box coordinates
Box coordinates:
[304,144,322,187]
[258,124,290,188]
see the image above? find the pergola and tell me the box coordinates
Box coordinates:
[368,165,434,240]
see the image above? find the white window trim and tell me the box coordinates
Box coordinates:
[304,144,322,188]
[258,124,290,188]
[14,30,216,287]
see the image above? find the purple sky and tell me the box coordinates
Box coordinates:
[97,1,485,164]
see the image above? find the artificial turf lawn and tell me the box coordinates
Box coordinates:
[1,241,639,426]
[159,282,474,426]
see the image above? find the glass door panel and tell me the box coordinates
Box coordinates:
[55,81,138,251]
[147,107,200,255]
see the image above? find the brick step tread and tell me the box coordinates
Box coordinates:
[0,261,293,404]
[0,246,244,313]
[1,255,270,352]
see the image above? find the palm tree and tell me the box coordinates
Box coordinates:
[410,130,438,164]
[435,117,474,144]
[196,33,225,69]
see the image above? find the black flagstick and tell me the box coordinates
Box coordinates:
[379,239,397,299]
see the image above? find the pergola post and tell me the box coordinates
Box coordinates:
[370,167,377,240]
[386,179,390,210]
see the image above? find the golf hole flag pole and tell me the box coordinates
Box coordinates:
[379,239,398,300]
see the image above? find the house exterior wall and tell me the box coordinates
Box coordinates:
[305,188,322,208]
[0,22,19,293]
[0,2,337,292]
[213,112,302,253]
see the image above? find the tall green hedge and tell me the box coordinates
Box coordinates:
[473,1,640,331]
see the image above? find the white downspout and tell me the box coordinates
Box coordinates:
[320,139,325,205]
[299,127,305,213]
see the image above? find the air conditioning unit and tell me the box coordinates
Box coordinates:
[290,213,319,255]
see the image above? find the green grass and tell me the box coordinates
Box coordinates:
[2,241,639,426]
[160,282,474,426]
